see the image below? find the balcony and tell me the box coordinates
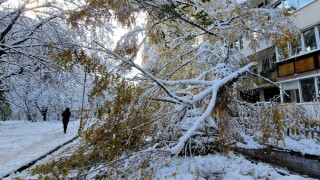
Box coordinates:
[277,49,320,77]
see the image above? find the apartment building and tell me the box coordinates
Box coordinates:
[141,0,320,104]
[240,0,320,103]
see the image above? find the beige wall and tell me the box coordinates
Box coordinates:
[294,0,320,30]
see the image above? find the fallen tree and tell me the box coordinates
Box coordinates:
[30,0,302,179]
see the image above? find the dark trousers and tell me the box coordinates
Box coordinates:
[63,120,69,133]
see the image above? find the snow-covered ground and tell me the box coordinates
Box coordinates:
[237,133,320,156]
[278,137,320,156]
[0,120,79,178]
[155,153,312,180]
[0,120,318,179]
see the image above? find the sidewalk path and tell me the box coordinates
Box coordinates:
[0,120,79,178]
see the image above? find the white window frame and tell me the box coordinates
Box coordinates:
[276,0,314,11]
[281,80,300,103]
[315,77,319,99]
[303,27,317,52]
[301,33,306,54]
[280,83,284,102]
[298,79,303,102]
[280,76,320,103]
[315,26,320,49]
[276,25,320,62]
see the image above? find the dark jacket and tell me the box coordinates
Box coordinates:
[62,108,71,123]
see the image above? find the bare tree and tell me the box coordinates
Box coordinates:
[0,0,76,91]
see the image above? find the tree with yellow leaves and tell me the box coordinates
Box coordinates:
[31,0,300,178]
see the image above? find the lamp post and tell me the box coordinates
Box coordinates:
[79,72,87,132]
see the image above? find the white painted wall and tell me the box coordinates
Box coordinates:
[294,0,320,30]
[240,39,273,57]
[241,0,320,57]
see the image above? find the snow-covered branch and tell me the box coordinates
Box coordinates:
[170,62,253,154]
[95,41,194,105]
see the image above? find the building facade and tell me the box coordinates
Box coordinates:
[240,0,320,103]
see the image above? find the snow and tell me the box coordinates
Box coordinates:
[5,138,81,180]
[0,120,317,179]
[155,152,313,180]
[236,132,264,149]
[170,63,254,154]
[0,119,79,178]
[278,137,320,156]
[236,133,320,156]
[171,89,218,154]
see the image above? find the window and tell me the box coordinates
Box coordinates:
[278,47,289,61]
[299,0,312,8]
[262,58,270,70]
[274,0,313,11]
[284,0,298,11]
[291,37,302,56]
[284,89,300,103]
[281,77,320,103]
[282,80,300,103]
[265,0,270,6]
[239,37,244,50]
[303,28,317,52]
[234,37,243,50]
[235,40,239,50]
[318,25,320,44]
[253,32,259,41]
[274,2,283,9]
[258,2,264,8]
[271,54,276,69]
[301,78,316,102]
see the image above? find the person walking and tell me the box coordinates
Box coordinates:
[41,105,48,121]
[62,108,71,134]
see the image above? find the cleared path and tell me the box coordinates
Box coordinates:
[0,120,79,178]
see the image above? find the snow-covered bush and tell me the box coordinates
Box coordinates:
[231,101,320,147]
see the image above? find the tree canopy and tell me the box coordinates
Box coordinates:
[72,0,296,154]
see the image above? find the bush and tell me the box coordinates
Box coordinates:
[0,92,12,121]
